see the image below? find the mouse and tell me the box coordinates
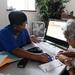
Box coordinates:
[27,47,43,53]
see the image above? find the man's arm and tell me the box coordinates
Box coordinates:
[11,48,38,59]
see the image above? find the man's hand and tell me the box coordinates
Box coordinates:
[30,35,40,43]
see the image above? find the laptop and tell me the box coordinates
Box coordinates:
[44,19,69,50]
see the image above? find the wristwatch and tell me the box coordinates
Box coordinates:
[66,66,73,70]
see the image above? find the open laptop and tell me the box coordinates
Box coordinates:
[44,19,69,50]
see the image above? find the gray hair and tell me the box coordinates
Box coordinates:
[63,19,75,39]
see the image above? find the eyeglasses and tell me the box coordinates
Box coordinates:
[20,21,28,26]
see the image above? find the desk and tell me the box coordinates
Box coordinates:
[0,42,66,75]
[0,61,65,75]
[61,14,75,19]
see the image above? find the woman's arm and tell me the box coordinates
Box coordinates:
[56,50,75,57]
[11,48,50,63]
[68,68,75,75]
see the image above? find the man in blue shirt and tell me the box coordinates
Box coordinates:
[0,11,50,63]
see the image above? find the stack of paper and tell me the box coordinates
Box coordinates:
[0,73,11,75]
[0,51,21,67]
[39,60,63,72]
[0,55,8,64]
[0,73,5,75]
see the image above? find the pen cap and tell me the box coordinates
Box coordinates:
[49,57,53,61]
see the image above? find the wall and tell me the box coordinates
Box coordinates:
[64,0,75,17]
[0,0,40,35]
[0,0,75,35]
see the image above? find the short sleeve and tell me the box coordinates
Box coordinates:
[0,29,18,52]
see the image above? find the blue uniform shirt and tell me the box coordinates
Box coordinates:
[0,25,29,52]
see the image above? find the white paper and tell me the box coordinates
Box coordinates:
[36,42,61,56]
[39,60,63,72]
[0,73,11,75]
[0,55,8,64]
[0,73,5,75]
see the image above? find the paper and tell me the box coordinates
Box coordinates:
[0,73,11,75]
[0,58,12,67]
[1,51,20,61]
[0,51,21,67]
[0,73,4,75]
[0,55,8,64]
[36,42,61,56]
[39,60,63,72]
[0,73,5,75]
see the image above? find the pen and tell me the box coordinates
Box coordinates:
[49,57,53,61]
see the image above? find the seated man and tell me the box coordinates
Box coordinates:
[0,11,50,63]
[56,19,75,75]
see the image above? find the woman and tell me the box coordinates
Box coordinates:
[56,19,75,75]
[0,11,50,63]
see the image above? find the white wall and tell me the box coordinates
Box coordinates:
[0,0,40,34]
[25,10,40,34]
[0,0,9,29]
[64,0,75,16]
[0,0,75,35]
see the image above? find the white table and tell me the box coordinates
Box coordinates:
[0,60,65,75]
[0,42,66,75]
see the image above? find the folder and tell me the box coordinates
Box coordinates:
[0,51,21,67]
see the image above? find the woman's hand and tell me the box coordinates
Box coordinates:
[56,50,74,57]
[30,35,40,43]
[56,54,72,66]
[56,50,64,56]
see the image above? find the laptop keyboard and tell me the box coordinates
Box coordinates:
[35,42,61,56]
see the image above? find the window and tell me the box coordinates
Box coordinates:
[7,0,35,11]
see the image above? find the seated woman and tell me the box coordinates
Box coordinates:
[0,11,50,63]
[56,19,75,75]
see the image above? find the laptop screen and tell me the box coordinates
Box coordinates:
[44,19,69,48]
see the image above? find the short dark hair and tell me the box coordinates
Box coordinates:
[8,11,27,25]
